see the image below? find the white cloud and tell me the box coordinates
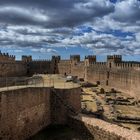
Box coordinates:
[31,48,58,55]
[0,0,139,56]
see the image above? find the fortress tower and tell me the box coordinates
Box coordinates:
[70,55,80,65]
[22,55,32,63]
[85,55,96,66]
[107,55,122,68]
[52,56,61,74]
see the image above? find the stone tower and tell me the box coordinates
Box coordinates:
[107,55,122,68]
[70,55,80,65]
[51,56,61,74]
[22,55,32,63]
[85,55,96,66]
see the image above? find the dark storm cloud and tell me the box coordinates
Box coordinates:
[112,0,140,23]
[0,0,114,27]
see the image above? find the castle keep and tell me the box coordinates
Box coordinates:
[0,52,139,99]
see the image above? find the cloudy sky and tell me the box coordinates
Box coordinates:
[0,0,140,60]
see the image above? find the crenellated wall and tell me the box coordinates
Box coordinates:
[56,56,140,99]
[0,51,140,99]
[0,52,15,62]
[85,62,140,99]
[0,52,26,77]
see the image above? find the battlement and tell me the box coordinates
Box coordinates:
[115,61,140,70]
[0,51,15,62]
[85,55,96,64]
[90,62,107,68]
[107,55,122,63]
[22,55,32,63]
[52,55,61,60]
[70,55,80,62]
[52,55,61,63]
[85,55,96,59]
[31,59,51,63]
[107,55,122,59]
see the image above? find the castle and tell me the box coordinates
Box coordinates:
[0,51,140,140]
[0,51,140,99]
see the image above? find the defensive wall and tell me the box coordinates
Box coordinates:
[1,51,140,99]
[1,52,140,140]
[28,60,52,75]
[0,53,26,77]
[57,55,140,99]
[86,61,140,99]
[0,86,81,140]
[1,82,140,140]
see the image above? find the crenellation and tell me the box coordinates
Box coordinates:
[0,52,140,139]
[85,55,96,64]
[0,51,16,63]
[107,55,122,63]
[0,52,140,99]
[70,55,80,62]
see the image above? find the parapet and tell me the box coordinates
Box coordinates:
[107,55,122,63]
[52,55,61,62]
[70,55,80,62]
[0,51,15,62]
[115,61,140,70]
[85,55,96,64]
[22,55,32,63]
[31,59,51,63]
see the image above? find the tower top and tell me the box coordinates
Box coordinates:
[107,55,122,63]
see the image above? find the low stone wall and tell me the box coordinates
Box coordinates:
[0,87,51,140]
[69,114,140,140]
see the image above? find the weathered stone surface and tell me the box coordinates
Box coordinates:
[69,114,140,140]
[0,86,81,140]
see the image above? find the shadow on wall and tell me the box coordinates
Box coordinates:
[28,124,93,140]
[68,116,94,140]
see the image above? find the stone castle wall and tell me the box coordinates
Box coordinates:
[86,63,108,84]
[0,87,51,140]
[58,60,71,75]
[0,51,140,99]
[0,52,15,62]
[28,60,52,75]
[0,61,27,77]
[71,62,85,78]
[51,88,81,125]
[0,86,81,140]
[86,63,140,99]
